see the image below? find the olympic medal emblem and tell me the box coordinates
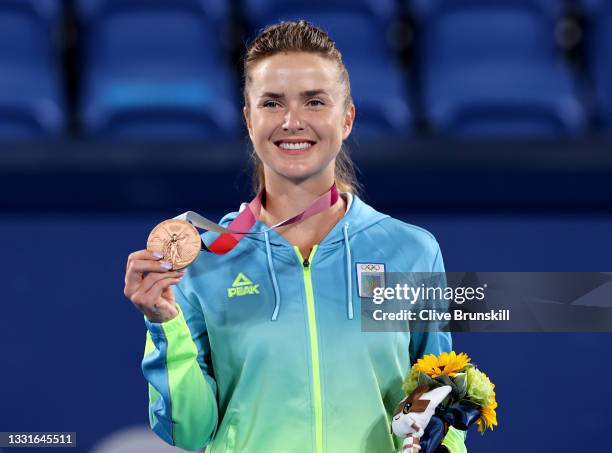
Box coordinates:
[147,219,202,270]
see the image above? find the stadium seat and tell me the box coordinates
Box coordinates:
[578,0,612,132]
[409,0,587,137]
[76,0,240,140]
[0,0,66,139]
[242,0,414,140]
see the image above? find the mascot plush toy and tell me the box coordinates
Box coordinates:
[392,385,452,452]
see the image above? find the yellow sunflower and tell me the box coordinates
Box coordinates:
[414,352,471,378]
[438,351,471,377]
[476,391,498,432]
[413,354,443,378]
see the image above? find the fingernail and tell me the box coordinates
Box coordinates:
[152,251,163,259]
[160,262,172,270]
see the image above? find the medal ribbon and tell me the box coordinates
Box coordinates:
[174,182,339,254]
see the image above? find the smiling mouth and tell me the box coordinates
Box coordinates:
[274,140,317,152]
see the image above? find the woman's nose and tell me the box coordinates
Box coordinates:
[282,108,304,131]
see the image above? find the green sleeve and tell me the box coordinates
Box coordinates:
[142,288,218,451]
[442,427,467,453]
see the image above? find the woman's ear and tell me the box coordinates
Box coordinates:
[243,106,253,140]
[342,103,356,140]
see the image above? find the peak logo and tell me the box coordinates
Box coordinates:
[227,272,260,298]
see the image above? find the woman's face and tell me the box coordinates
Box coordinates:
[244,51,355,184]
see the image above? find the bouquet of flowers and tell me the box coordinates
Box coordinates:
[392,352,497,453]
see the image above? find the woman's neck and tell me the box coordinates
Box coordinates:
[259,171,336,222]
[257,174,347,245]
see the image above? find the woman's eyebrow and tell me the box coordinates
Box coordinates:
[301,89,329,97]
[260,92,284,100]
[259,89,330,100]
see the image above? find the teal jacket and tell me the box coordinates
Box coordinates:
[142,194,466,452]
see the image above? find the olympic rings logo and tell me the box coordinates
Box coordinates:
[360,264,383,272]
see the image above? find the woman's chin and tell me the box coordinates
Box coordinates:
[270,167,324,184]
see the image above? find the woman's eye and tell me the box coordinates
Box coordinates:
[263,101,280,108]
[308,99,324,107]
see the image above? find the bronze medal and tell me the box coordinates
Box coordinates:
[147,219,202,270]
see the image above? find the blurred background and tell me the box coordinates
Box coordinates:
[1,0,611,451]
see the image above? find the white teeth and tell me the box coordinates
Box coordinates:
[278,142,312,150]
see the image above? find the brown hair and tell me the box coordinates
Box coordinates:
[243,20,361,195]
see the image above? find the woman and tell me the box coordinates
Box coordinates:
[124,20,466,453]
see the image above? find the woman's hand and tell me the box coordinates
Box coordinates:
[124,250,184,323]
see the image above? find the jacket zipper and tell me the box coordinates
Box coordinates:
[294,245,323,453]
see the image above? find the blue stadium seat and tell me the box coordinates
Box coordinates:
[0,0,66,139]
[76,0,240,140]
[243,0,414,140]
[409,0,587,137]
[579,0,612,132]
